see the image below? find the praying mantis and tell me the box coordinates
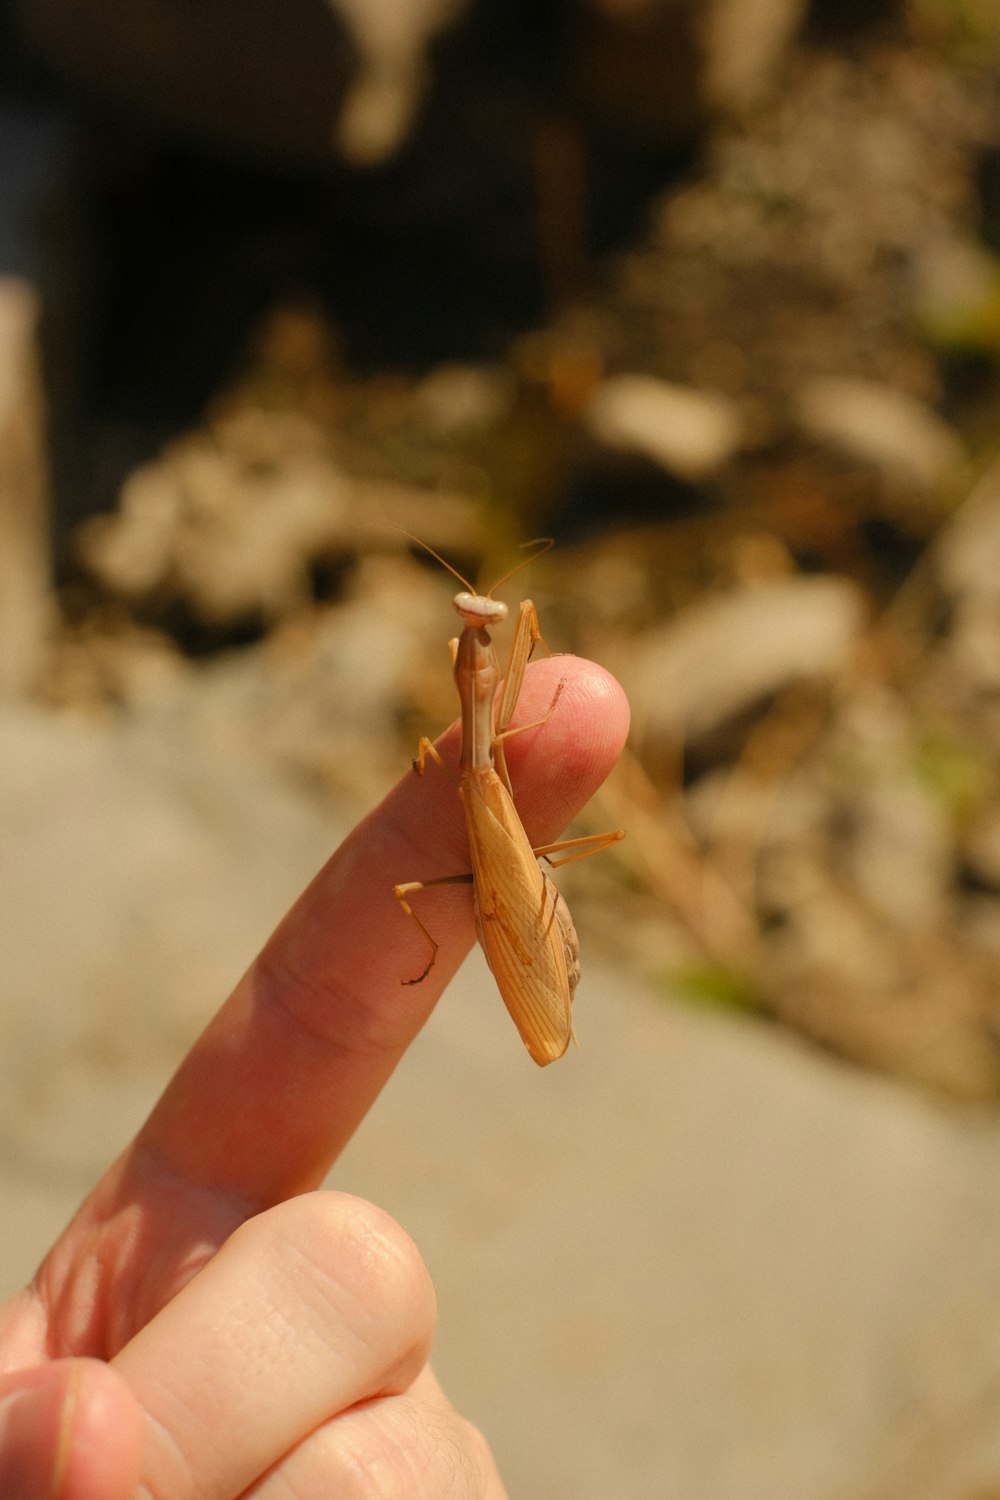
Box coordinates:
[393,541,624,1065]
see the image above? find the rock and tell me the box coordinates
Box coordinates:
[0,703,344,1179]
[583,374,744,481]
[838,777,953,931]
[0,278,54,696]
[822,689,954,934]
[330,0,465,162]
[78,403,484,626]
[630,575,865,746]
[5,706,1000,1496]
[794,376,965,491]
[926,463,1000,731]
[337,960,1000,1500]
[78,417,352,622]
[167,553,453,803]
[412,361,515,435]
[702,0,808,111]
[935,459,1000,602]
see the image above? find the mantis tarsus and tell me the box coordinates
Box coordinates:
[393,542,624,1065]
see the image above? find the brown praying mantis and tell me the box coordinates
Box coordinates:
[393,540,624,1065]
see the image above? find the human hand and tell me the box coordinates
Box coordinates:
[0,656,629,1498]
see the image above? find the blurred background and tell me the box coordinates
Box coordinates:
[3,0,1000,1495]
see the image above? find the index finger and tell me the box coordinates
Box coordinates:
[138,656,627,1199]
[46,658,627,1289]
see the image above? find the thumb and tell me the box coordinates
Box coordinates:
[0,1360,143,1500]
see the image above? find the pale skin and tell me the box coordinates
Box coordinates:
[0,654,629,1499]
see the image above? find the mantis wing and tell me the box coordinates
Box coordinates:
[460,773,577,1066]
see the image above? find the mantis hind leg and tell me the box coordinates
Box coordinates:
[533,828,626,868]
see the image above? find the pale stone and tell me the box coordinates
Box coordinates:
[631,575,865,745]
[702,0,808,110]
[795,376,965,490]
[0,279,53,695]
[338,958,1000,1500]
[584,374,744,480]
[3,705,1000,1497]
[0,704,344,1177]
[329,0,463,161]
[936,458,1000,601]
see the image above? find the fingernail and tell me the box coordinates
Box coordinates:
[0,1377,68,1500]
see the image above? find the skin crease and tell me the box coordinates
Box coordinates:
[0,656,629,1499]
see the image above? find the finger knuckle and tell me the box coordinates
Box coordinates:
[330,1399,489,1500]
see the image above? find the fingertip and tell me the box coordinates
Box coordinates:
[503,655,630,841]
[510,654,629,758]
[560,655,631,764]
[509,651,626,774]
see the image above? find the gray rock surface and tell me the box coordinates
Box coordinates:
[345,969,1000,1500]
[3,705,1000,1498]
[627,575,865,747]
[794,376,965,491]
[584,374,745,481]
[0,704,343,1184]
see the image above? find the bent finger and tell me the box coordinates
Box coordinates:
[112,1193,435,1500]
[245,1400,504,1500]
[245,1366,507,1500]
